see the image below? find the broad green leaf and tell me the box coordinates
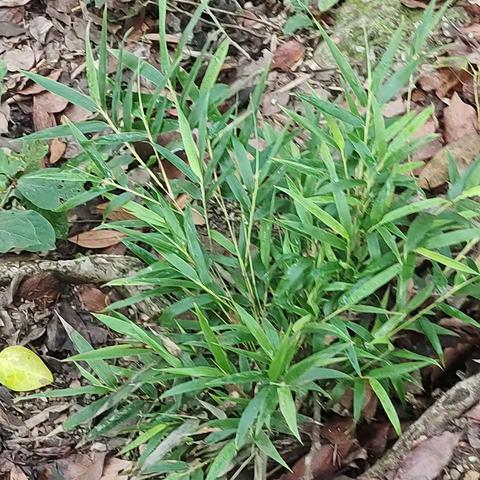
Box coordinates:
[284,13,313,34]
[369,378,401,435]
[277,385,301,441]
[22,121,108,141]
[0,210,55,253]
[0,346,53,392]
[235,305,273,357]
[111,49,165,88]
[17,169,85,211]
[22,70,98,112]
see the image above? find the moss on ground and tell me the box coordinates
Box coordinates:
[313,0,466,74]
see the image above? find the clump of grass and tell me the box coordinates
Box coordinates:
[20,1,480,478]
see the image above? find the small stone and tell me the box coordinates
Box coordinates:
[468,456,479,463]
[457,465,464,473]
[464,472,480,480]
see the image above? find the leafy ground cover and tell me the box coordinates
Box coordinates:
[2,0,480,479]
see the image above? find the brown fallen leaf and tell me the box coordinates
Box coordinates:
[49,138,66,164]
[42,452,106,480]
[34,91,69,114]
[392,431,461,480]
[18,69,61,95]
[69,229,127,249]
[78,285,110,312]
[272,40,305,72]
[443,92,477,143]
[384,98,406,118]
[9,465,28,480]
[418,68,463,99]
[0,21,25,37]
[418,133,480,189]
[412,117,443,162]
[2,45,35,71]
[15,273,61,307]
[99,457,132,480]
[0,110,8,134]
[95,202,135,221]
[28,15,53,43]
[0,6,25,23]
[63,103,94,122]
[33,95,56,132]
[462,24,480,41]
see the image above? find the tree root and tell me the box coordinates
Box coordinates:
[359,372,480,480]
[0,255,164,318]
[0,255,144,285]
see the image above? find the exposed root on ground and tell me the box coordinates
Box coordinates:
[360,372,480,480]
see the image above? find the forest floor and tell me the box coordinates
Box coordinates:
[2,0,480,479]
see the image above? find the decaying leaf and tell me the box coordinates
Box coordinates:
[34,91,69,114]
[15,273,61,306]
[78,285,110,312]
[2,46,35,71]
[28,15,53,43]
[392,431,461,480]
[95,203,135,221]
[0,346,53,392]
[99,457,132,480]
[68,229,127,249]
[443,92,478,143]
[384,98,406,118]
[42,452,106,480]
[9,465,28,480]
[418,133,480,189]
[272,40,305,72]
[49,138,66,164]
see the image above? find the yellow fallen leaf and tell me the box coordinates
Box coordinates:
[0,346,53,392]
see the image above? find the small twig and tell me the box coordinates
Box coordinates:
[174,0,279,29]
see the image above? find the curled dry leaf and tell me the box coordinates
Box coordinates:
[418,68,463,99]
[9,465,28,480]
[49,138,66,164]
[401,0,428,7]
[272,40,305,72]
[418,133,480,189]
[2,46,35,71]
[443,92,478,143]
[68,229,127,249]
[383,98,406,118]
[78,285,110,313]
[392,431,461,480]
[0,6,25,23]
[63,103,94,122]
[0,21,25,37]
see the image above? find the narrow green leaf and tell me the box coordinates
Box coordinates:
[277,386,301,441]
[416,247,480,276]
[206,441,236,480]
[22,70,98,112]
[369,378,401,436]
